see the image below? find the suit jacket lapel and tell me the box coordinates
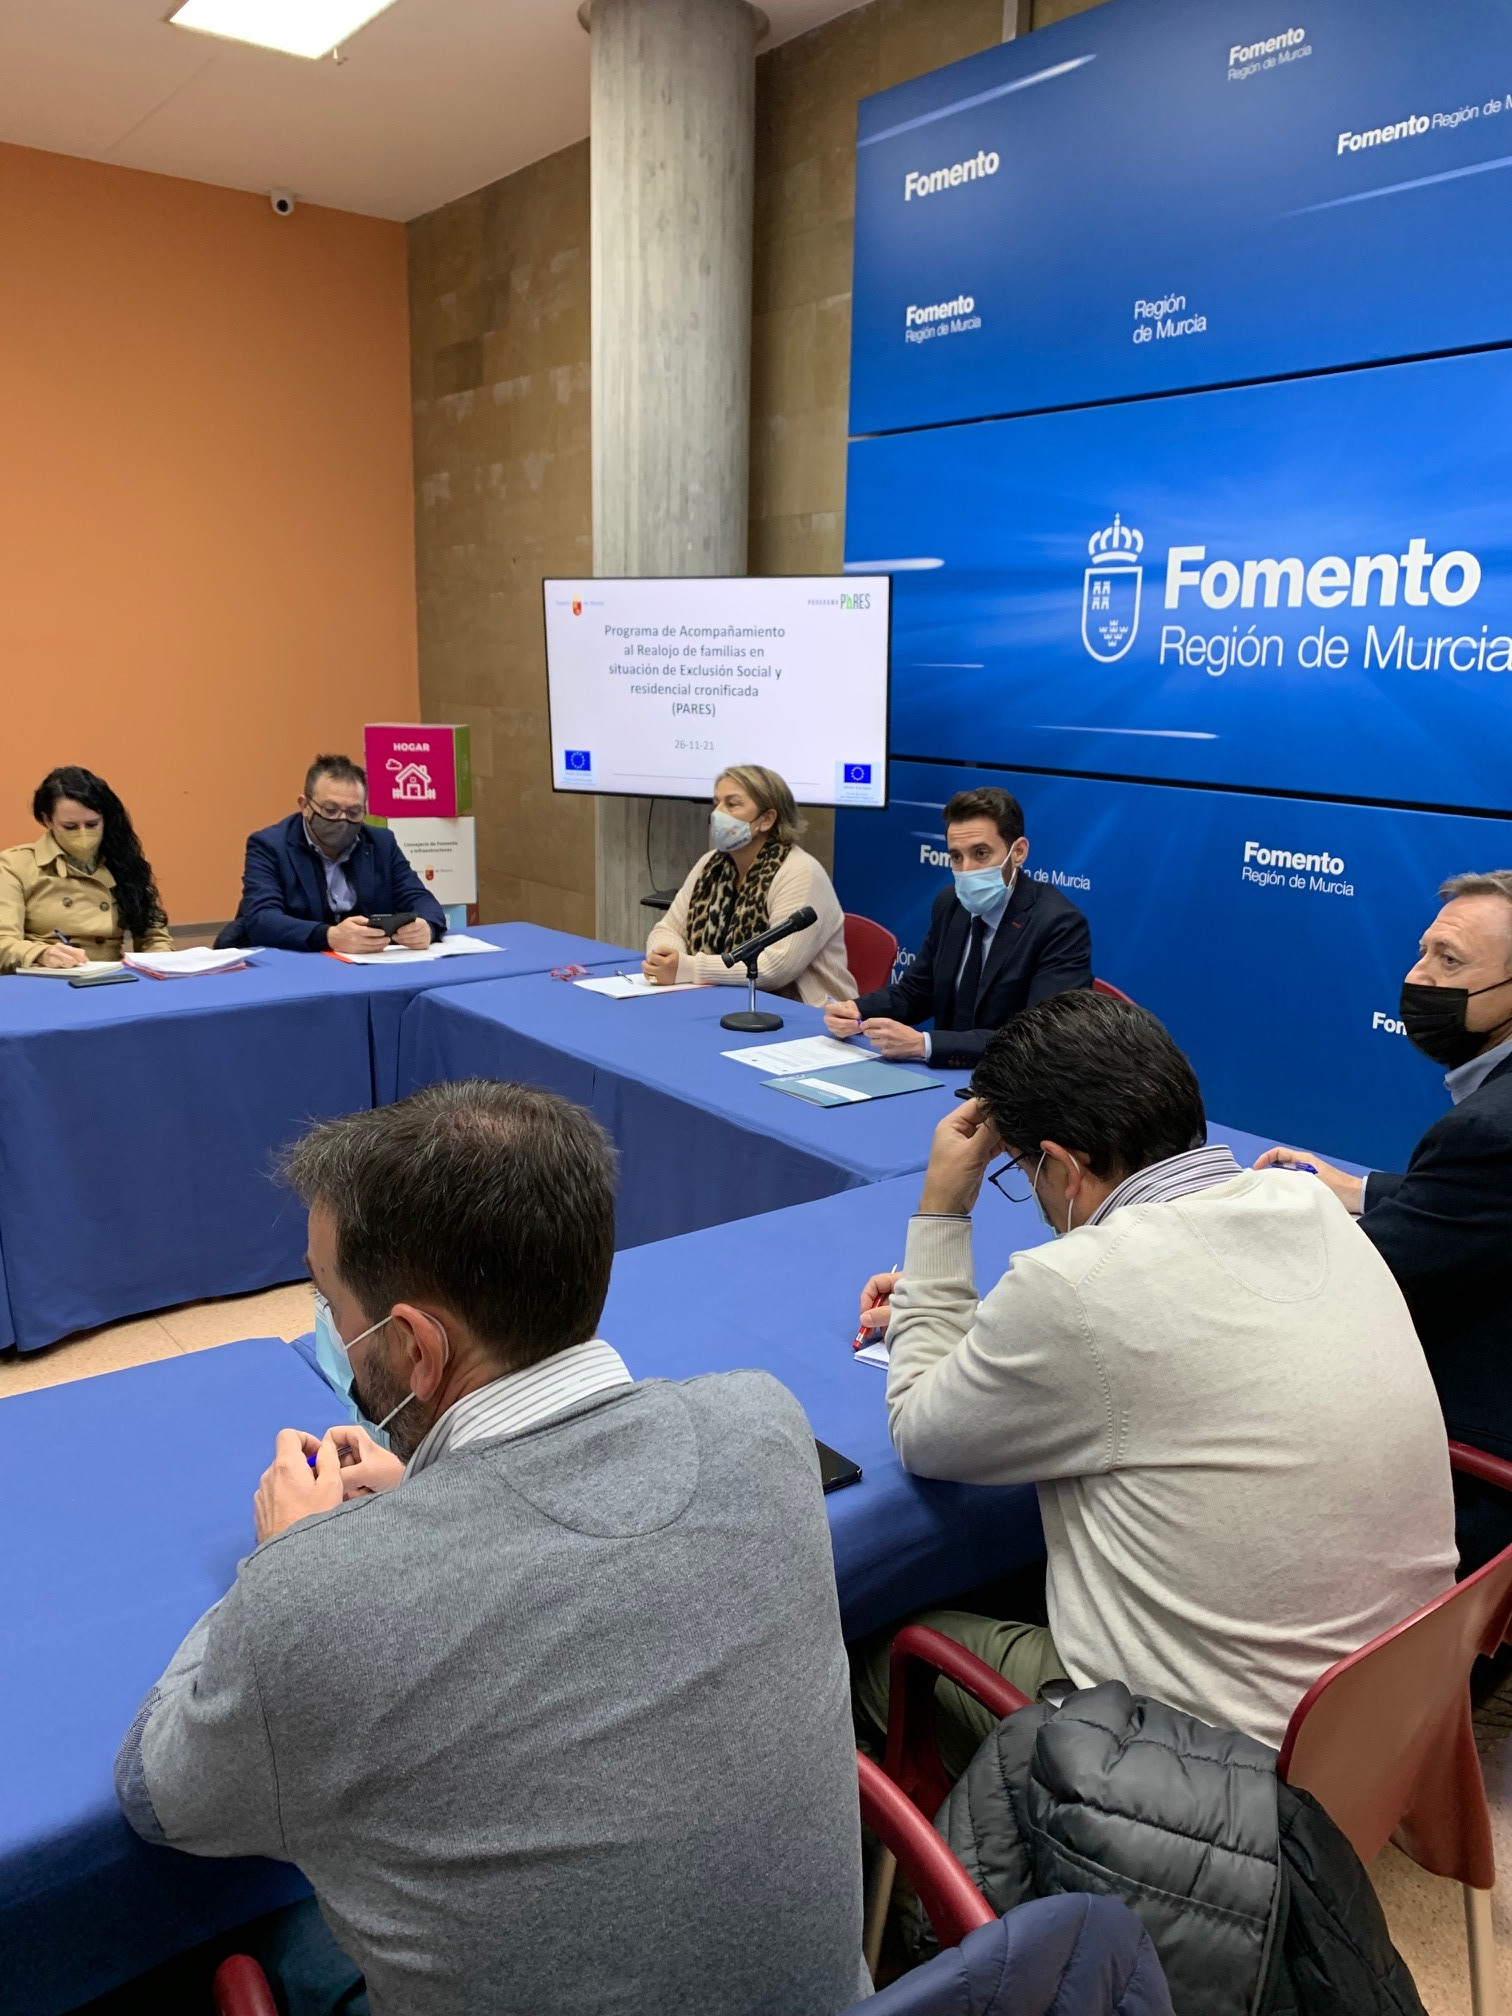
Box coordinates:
[288,817,330,922]
[937,898,971,1025]
[351,832,378,916]
[979,874,1034,993]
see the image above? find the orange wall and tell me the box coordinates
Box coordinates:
[0,144,418,923]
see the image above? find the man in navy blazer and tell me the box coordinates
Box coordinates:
[1258,870,1512,1567]
[825,787,1092,1070]
[226,754,447,955]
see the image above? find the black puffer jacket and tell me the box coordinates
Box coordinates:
[934,1682,1425,2016]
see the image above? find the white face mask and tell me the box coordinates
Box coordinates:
[710,808,754,853]
[1031,1155,1078,1238]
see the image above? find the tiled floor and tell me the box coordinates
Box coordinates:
[3,1295,1508,2011]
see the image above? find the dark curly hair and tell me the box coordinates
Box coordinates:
[33,767,165,943]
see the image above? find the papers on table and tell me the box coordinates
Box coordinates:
[332,933,503,967]
[122,947,259,979]
[16,960,123,978]
[574,973,703,998]
[722,1035,866,1075]
[765,1061,945,1108]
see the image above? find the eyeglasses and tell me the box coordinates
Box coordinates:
[550,963,589,981]
[986,1150,1046,1205]
[309,800,367,822]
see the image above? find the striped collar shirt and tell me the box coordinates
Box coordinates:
[1087,1143,1243,1227]
[405,1339,633,1479]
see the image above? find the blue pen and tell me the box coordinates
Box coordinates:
[1284,1160,1318,1175]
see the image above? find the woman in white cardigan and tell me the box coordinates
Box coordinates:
[643,765,855,1006]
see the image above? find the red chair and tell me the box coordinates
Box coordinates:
[844,913,900,995]
[858,1748,995,1971]
[864,1628,1030,1969]
[1092,977,1135,1003]
[209,1752,992,2009]
[877,1452,1512,2016]
[1276,1442,1512,2016]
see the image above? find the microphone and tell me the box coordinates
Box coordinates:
[722,906,817,969]
[717,906,818,1033]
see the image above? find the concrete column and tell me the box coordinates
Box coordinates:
[586,0,760,946]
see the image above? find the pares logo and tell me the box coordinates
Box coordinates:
[1082,515,1144,663]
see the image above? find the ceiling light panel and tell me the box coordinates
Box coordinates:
[168,0,399,61]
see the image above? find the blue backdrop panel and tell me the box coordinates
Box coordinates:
[835,763,1512,1172]
[850,0,1512,432]
[848,350,1512,812]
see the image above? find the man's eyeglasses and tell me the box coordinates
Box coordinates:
[308,801,367,823]
[986,1150,1046,1205]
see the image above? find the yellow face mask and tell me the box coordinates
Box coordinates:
[55,826,102,866]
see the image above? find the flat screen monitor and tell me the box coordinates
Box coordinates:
[543,575,890,807]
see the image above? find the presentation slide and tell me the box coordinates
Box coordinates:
[544,577,890,806]
[849,0,1512,431]
[846,348,1512,812]
[834,762,1512,1171]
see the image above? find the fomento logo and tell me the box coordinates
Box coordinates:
[1243,842,1344,873]
[1082,515,1144,663]
[904,150,999,200]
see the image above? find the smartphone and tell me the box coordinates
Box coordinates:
[815,1439,863,1493]
[68,970,140,988]
[367,912,418,938]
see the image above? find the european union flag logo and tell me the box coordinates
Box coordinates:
[843,763,872,785]
[565,750,592,773]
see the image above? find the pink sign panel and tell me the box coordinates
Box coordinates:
[364,725,459,820]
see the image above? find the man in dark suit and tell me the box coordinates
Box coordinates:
[227,754,447,955]
[824,787,1092,1069]
[1258,871,1512,1566]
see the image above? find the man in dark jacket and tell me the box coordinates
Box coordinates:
[227,754,446,955]
[824,787,1091,1070]
[1258,870,1512,1566]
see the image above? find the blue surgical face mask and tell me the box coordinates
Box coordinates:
[711,809,754,853]
[313,1291,440,1444]
[954,859,1013,918]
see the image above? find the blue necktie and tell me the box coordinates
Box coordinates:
[957,915,988,1027]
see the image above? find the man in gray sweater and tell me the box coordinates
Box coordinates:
[116,1080,867,2016]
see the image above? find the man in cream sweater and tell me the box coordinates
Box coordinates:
[855,992,1456,1765]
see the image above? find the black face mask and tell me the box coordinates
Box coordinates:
[308,811,361,858]
[1399,976,1512,1070]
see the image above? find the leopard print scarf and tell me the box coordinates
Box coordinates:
[684,836,792,956]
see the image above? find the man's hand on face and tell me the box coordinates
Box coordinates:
[323,1423,406,1498]
[919,1096,1002,1216]
[860,1017,927,1061]
[328,916,389,956]
[254,1429,343,1544]
[393,919,432,951]
[1254,1146,1364,1215]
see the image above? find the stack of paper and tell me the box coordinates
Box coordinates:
[722,1035,866,1074]
[854,1337,890,1370]
[16,960,124,978]
[332,933,503,967]
[575,973,703,999]
[123,947,259,979]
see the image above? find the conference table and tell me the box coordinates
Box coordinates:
[0,924,633,1353]
[3,1119,1285,2012]
[397,978,973,1246]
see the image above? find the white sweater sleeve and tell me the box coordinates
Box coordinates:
[885,1215,1119,1485]
[648,849,840,991]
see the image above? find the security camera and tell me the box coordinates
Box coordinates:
[270,190,296,217]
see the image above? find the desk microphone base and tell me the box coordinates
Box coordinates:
[720,1008,784,1033]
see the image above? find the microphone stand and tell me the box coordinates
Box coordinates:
[720,956,785,1033]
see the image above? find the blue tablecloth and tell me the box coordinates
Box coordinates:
[398,981,971,1246]
[0,1339,345,2016]
[602,1173,1051,1640]
[0,927,633,1351]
